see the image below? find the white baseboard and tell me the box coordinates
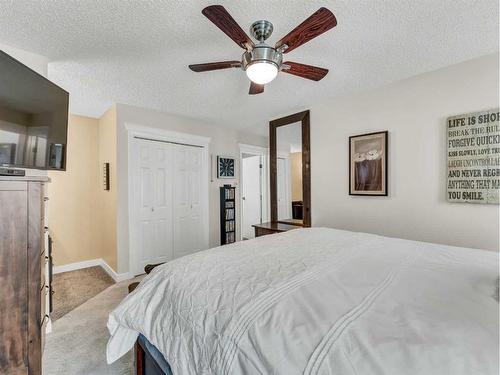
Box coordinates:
[100,261,132,282]
[53,259,101,274]
[53,258,132,283]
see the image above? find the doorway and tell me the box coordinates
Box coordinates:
[239,144,268,240]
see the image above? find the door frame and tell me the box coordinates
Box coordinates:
[126,123,210,275]
[238,144,269,240]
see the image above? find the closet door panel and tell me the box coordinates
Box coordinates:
[137,145,155,268]
[132,139,174,274]
[173,146,190,257]
[153,160,173,260]
[152,142,174,265]
[140,220,154,264]
[173,144,204,258]
[188,150,202,250]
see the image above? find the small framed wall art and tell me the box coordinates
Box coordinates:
[349,131,388,196]
[103,162,110,191]
[217,155,235,179]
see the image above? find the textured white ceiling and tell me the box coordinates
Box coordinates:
[0,0,498,133]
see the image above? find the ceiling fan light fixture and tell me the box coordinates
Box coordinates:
[191,6,336,94]
[246,61,278,85]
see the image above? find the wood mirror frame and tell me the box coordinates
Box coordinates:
[270,110,311,227]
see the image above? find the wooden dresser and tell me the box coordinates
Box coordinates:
[0,177,48,375]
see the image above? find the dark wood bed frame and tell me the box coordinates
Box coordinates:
[135,339,161,375]
[128,263,167,375]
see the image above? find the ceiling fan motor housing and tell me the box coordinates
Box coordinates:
[242,44,283,71]
[250,20,273,42]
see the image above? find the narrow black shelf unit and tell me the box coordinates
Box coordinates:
[220,185,236,245]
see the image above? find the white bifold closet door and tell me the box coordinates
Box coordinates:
[132,138,204,275]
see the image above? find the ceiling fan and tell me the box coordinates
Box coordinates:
[189,5,337,95]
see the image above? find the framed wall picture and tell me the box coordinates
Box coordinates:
[349,131,388,196]
[217,156,235,179]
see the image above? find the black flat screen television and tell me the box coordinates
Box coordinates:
[0,50,68,170]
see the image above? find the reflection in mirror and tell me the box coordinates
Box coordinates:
[276,121,303,223]
[0,105,50,168]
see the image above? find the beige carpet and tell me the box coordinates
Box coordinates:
[52,266,115,321]
[43,276,142,375]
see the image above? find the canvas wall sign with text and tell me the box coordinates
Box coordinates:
[349,131,388,196]
[447,109,499,204]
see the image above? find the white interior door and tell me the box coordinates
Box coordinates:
[173,143,204,258]
[132,138,173,275]
[241,155,262,239]
[277,157,290,219]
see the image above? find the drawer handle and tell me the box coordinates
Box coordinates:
[41,314,50,325]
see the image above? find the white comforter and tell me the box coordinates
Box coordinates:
[107,228,499,375]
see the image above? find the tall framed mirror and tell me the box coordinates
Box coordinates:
[270,110,311,227]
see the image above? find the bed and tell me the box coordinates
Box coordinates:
[107,227,499,374]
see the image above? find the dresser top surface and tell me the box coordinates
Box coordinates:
[252,221,302,232]
[0,176,50,182]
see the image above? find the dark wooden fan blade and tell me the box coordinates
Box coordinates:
[202,5,254,50]
[189,61,241,72]
[249,82,264,95]
[282,61,329,81]
[275,8,337,54]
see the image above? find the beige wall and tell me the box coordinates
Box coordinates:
[48,115,101,267]
[311,54,499,251]
[290,152,303,201]
[48,108,119,271]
